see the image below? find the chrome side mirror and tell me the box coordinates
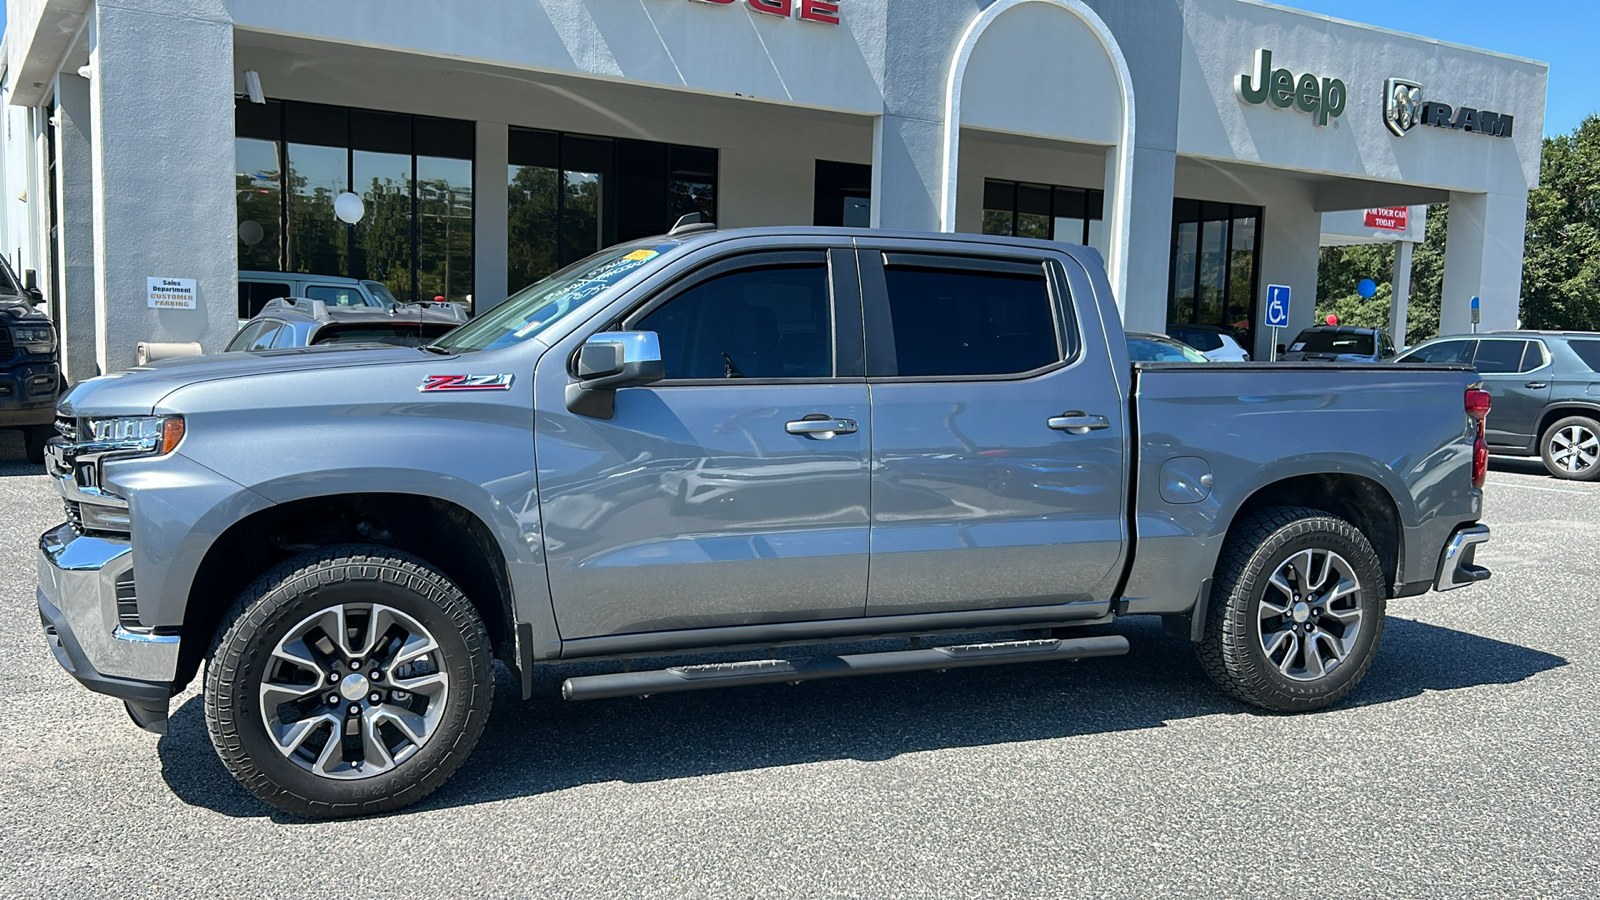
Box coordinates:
[567,331,664,419]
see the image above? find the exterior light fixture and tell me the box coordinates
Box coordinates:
[244,70,265,105]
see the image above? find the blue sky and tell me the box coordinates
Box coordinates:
[0,2,1589,135]
[1276,0,1594,136]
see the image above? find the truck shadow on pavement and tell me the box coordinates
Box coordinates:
[156,615,1565,821]
[0,431,44,477]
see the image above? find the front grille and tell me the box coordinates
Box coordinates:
[115,571,140,630]
[54,415,76,441]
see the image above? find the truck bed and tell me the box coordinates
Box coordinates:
[1119,362,1482,616]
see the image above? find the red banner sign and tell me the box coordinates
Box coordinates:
[1363,207,1409,231]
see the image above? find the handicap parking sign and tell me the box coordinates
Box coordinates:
[1265,285,1291,328]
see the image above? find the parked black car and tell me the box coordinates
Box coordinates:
[1280,325,1397,362]
[1397,331,1600,480]
[0,260,61,463]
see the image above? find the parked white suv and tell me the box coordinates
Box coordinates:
[1167,324,1250,362]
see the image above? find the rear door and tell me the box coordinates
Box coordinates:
[1472,338,1550,451]
[859,245,1127,618]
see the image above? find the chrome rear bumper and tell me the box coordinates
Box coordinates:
[1434,523,1491,592]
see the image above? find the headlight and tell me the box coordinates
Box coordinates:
[10,324,55,355]
[85,415,186,455]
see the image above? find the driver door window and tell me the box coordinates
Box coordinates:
[635,263,834,380]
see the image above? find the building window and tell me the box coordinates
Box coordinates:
[1168,199,1262,346]
[814,160,872,227]
[507,127,717,292]
[233,99,475,310]
[981,179,1107,257]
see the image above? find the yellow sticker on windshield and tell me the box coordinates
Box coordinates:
[622,250,659,261]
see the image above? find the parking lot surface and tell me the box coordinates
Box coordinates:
[1,429,1596,898]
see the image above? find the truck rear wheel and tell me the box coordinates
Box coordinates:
[204,545,493,818]
[1198,506,1386,712]
[1540,415,1600,481]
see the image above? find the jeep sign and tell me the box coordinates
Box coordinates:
[1239,49,1347,126]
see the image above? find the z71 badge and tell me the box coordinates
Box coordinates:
[420,374,515,392]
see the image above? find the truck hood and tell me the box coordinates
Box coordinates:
[58,345,447,417]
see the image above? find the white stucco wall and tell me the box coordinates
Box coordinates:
[1177,0,1546,196]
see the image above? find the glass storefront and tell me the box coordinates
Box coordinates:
[235,99,474,309]
[814,160,872,227]
[507,127,717,292]
[1168,199,1261,345]
[981,179,1108,258]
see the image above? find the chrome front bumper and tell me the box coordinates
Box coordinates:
[1434,523,1492,592]
[37,523,177,733]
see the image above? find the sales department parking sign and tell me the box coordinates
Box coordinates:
[1265,285,1291,328]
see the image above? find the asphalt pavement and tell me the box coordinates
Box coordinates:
[1,428,1595,898]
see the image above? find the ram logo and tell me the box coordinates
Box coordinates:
[420,374,515,392]
[1385,78,1424,136]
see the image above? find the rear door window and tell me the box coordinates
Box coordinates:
[225,321,265,352]
[247,323,284,351]
[878,257,1061,377]
[1518,340,1548,372]
[1471,340,1528,374]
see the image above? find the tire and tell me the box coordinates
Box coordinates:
[204,545,494,818]
[1198,506,1386,712]
[1540,415,1600,481]
[22,425,51,465]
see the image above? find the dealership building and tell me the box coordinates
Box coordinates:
[0,0,1547,378]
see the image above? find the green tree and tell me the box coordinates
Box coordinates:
[1316,203,1446,346]
[1521,114,1600,330]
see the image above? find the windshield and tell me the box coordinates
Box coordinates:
[431,244,677,352]
[1291,330,1375,356]
[361,281,401,308]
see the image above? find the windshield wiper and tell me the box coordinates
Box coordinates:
[421,344,455,355]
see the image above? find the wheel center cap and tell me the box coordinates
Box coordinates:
[338,672,370,702]
[1292,601,1312,624]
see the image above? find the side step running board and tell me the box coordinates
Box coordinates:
[561,634,1129,701]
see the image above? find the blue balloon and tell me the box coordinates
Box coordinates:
[1358,279,1378,298]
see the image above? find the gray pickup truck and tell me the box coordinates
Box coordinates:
[37,226,1493,818]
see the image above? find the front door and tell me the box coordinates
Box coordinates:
[858,246,1127,618]
[534,249,872,639]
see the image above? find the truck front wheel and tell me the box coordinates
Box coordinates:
[204,545,494,818]
[1198,507,1386,712]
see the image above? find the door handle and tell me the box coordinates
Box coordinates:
[1047,413,1111,435]
[1525,382,1548,389]
[786,417,857,439]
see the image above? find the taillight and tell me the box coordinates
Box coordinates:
[1466,388,1491,488]
[1465,388,1491,422]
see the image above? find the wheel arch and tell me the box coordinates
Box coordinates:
[174,490,523,693]
[1536,402,1600,445]
[1223,467,1406,598]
